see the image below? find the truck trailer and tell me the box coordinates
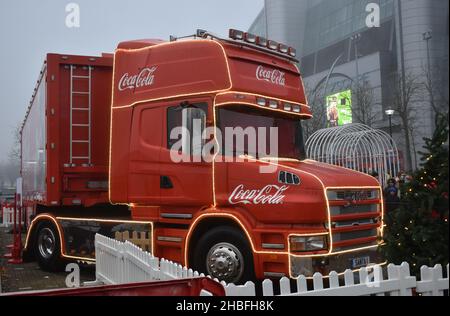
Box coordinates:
[20,29,384,284]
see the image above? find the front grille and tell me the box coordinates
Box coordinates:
[330,204,378,216]
[328,190,379,201]
[327,189,382,252]
[335,218,374,227]
[333,229,377,242]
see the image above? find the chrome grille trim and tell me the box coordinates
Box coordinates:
[334,218,375,227]
[327,189,379,201]
[327,189,382,251]
[330,204,378,216]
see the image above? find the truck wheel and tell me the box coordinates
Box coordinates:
[34,222,64,271]
[191,226,255,284]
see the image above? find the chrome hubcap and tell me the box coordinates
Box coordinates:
[206,242,244,283]
[38,228,56,259]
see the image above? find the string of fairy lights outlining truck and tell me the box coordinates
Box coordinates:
[20,29,385,284]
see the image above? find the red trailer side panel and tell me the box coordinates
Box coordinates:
[21,54,113,208]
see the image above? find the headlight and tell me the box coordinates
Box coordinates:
[290,235,328,252]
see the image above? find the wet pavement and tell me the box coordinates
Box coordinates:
[0,227,95,294]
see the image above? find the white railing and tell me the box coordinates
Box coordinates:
[417,264,449,296]
[94,234,206,285]
[93,234,449,296]
[0,207,14,227]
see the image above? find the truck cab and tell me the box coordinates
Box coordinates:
[109,29,384,283]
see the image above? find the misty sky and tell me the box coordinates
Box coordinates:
[0,0,263,163]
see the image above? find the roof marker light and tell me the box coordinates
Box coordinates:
[256,97,266,106]
[267,40,278,50]
[278,44,289,54]
[229,29,244,40]
[288,47,297,57]
[293,105,301,113]
[227,29,297,60]
[244,32,257,43]
[284,103,292,111]
[256,36,268,47]
[269,100,278,109]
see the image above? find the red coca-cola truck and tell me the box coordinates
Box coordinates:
[20,29,384,284]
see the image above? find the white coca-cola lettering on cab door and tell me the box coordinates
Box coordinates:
[228,184,289,205]
[256,65,286,86]
[118,66,158,91]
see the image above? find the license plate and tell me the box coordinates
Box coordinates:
[351,256,370,269]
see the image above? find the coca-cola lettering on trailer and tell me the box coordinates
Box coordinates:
[228,184,289,205]
[118,66,158,91]
[256,65,286,86]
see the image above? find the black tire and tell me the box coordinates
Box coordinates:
[191,226,255,284]
[34,222,64,272]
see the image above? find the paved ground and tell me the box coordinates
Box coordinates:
[0,227,95,294]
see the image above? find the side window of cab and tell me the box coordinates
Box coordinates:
[167,103,208,156]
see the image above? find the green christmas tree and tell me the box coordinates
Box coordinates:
[382,113,449,276]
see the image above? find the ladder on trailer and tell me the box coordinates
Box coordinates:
[68,65,93,167]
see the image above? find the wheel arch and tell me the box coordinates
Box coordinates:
[185,213,256,268]
[24,214,64,258]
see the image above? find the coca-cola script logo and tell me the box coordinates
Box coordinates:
[118,66,158,91]
[228,184,289,205]
[256,65,286,86]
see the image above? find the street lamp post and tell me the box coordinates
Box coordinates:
[423,31,433,76]
[385,109,395,142]
[351,33,362,117]
[422,30,436,121]
[385,109,395,177]
[264,0,270,39]
[351,33,362,88]
[323,54,343,99]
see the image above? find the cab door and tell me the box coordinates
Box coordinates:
[128,104,163,205]
[159,99,213,209]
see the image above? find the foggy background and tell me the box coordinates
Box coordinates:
[0,0,263,169]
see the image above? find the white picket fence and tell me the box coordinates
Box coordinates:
[0,207,14,227]
[94,234,205,285]
[93,234,449,296]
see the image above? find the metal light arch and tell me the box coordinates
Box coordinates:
[306,124,400,186]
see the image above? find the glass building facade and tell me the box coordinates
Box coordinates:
[250,0,397,77]
[302,0,394,56]
[249,0,449,171]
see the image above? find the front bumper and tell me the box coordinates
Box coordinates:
[290,246,383,278]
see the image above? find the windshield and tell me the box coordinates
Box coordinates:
[217,105,306,160]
